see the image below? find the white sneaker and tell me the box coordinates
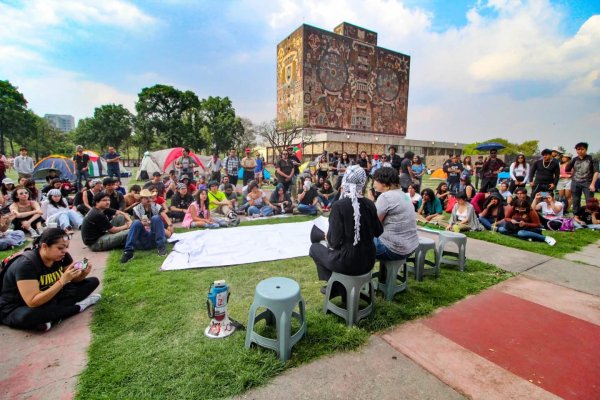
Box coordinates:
[36,227,45,236]
[76,293,102,312]
[29,229,40,238]
[545,236,556,246]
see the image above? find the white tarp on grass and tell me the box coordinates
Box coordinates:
[160,220,317,271]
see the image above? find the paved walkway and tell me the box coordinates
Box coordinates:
[2,224,599,399]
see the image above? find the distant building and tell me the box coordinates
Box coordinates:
[44,114,75,132]
[274,22,464,160]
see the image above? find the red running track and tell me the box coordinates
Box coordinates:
[424,289,600,400]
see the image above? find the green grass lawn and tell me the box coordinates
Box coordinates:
[76,216,512,400]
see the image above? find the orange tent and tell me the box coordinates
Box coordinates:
[430,168,447,180]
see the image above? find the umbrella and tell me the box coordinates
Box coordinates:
[475,142,506,151]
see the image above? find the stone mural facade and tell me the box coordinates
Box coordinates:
[277,22,410,137]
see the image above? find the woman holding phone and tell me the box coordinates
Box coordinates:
[0,228,100,331]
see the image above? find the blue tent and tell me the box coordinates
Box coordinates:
[237,168,271,180]
[33,155,77,181]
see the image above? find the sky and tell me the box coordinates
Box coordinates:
[1,0,599,151]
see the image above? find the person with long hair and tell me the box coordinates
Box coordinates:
[411,155,426,190]
[478,192,505,230]
[270,183,294,214]
[316,154,330,182]
[509,153,530,193]
[9,186,44,238]
[416,188,445,225]
[435,182,450,210]
[309,165,383,287]
[317,180,337,211]
[41,189,84,234]
[24,178,41,202]
[335,152,353,189]
[459,174,476,201]
[498,181,513,204]
[498,197,556,245]
[399,151,415,192]
[1,178,15,208]
[446,191,482,232]
[182,189,227,229]
[0,228,100,331]
[462,155,472,170]
[246,181,274,217]
[557,152,573,212]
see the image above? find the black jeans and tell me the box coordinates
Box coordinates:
[1,277,99,330]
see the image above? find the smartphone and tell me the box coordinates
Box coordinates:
[74,257,89,271]
[540,192,549,198]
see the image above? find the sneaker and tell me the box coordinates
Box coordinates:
[120,251,134,264]
[231,218,240,227]
[37,227,45,235]
[36,321,52,332]
[545,236,557,246]
[157,247,167,256]
[29,229,40,238]
[76,293,101,312]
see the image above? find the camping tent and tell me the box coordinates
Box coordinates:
[33,155,76,181]
[136,148,205,180]
[430,168,447,180]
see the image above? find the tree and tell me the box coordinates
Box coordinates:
[257,118,310,157]
[231,117,256,152]
[0,80,32,155]
[198,96,241,154]
[135,84,200,149]
[72,117,97,148]
[90,104,133,150]
[32,116,72,159]
[463,138,539,156]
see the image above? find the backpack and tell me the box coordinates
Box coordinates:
[0,247,35,292]
[548,217,575,232]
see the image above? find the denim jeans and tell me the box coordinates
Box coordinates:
[373,237,407,261]
[247,205,273,216]
[124,216,165,253]
[498,226,546,242]
[107,167,120,178]
[571,180,593,214]
[478,216,496,230]
[318,195,335,207]
[53,210,84,230]
[76,170,89,192]
[297,203,317,215]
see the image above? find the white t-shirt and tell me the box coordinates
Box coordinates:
[539,201,563,219]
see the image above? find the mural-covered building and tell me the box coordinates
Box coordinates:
[275,22,462,160]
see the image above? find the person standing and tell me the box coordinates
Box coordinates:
[104,147,121,178]
[72,145,90,192]
[222,149,240,187]
[287,146,301,202]
[207,153,222,184]
[473,155,484,189]
[389,146,402,175]
[175,148,197,180]
[480,150,505,192]
[529,149,560,197]
[443,154,463,193]
[399,151,415,192]
[566,142,599,214]
[14,147,34,180]
[275,150,294,194]
[254,152,264,186]
[240,148,257,186]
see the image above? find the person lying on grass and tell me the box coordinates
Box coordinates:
[446,191,482,232]
[182,189,228,229]
[498,198,556,246]
[0,228,100,332]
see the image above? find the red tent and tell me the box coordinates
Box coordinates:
[162,148,205,172]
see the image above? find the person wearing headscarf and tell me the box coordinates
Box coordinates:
[309,165,383,286]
